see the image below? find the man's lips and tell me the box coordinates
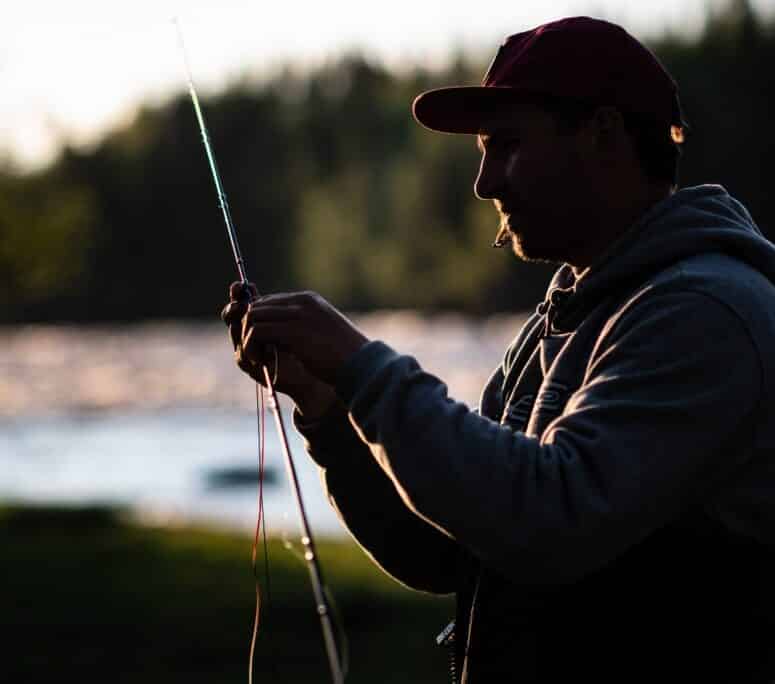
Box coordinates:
[492,201,520,247]
[492,222,513,248]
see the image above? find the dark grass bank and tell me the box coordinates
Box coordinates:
[2,504,453,683]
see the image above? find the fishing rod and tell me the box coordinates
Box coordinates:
[174,20,345,684]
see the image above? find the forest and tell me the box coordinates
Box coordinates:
[1,0,773,323]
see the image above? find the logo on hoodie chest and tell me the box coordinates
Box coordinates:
[501,394,535,432]
[528,381,572,434]
[501,381,571,435]
[535,382,570,413]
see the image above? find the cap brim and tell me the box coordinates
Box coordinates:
[412,86,522,134]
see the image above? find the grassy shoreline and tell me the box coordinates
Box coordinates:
[3,504,453,683]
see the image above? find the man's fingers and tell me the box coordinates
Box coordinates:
[236,354,267,386]
[221,300,246,325]
[221,300,248,351]
[246,304,304,323]
[236,341,280,382]
[249,291,319,307]
[242,322,303,360]
[222,280,258,325]
[229,281,259,302]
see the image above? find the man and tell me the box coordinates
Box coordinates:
[223,17,775,683]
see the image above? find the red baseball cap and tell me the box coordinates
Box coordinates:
[412,17,687,142]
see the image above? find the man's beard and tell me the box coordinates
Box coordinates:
[495,212,565,265]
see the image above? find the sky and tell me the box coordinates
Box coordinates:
[2,0,773,170]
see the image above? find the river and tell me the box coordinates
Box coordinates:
[0,312,527,535]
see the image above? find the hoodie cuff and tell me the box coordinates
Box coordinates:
[292,402,361,469]
[292,400,347,435]
[336,340,402,406]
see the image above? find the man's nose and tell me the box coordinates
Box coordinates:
[474,153,503,200]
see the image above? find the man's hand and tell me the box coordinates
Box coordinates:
[221,282,339,420]
[221,280,258,352]
[242,290,370,387]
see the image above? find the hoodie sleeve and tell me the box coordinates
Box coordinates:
[335,290,763,585]
[293,404,463,593]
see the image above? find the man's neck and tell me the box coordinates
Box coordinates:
[569,182,674,275]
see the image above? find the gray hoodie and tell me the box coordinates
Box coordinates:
[296,185,775,681]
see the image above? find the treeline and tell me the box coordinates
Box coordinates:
[1,1,773,323]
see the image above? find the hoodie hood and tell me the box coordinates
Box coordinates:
[546,184,775,331]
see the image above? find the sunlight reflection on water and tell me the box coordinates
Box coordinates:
[0,312,527,534]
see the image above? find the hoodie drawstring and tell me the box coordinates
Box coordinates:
[536,287,574,338]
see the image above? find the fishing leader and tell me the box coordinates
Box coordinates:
[222,17,775,683]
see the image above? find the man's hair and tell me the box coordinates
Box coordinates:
[526,93,685,187]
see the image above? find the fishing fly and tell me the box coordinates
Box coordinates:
[173,19,346,684]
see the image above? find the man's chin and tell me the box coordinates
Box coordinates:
[510,232,564,265]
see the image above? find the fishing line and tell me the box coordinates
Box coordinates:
[248,383,271,684]
[174,18,346,684]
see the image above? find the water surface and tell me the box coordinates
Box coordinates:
[0,312,527,535]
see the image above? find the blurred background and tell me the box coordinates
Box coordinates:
[2,0,774,681]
